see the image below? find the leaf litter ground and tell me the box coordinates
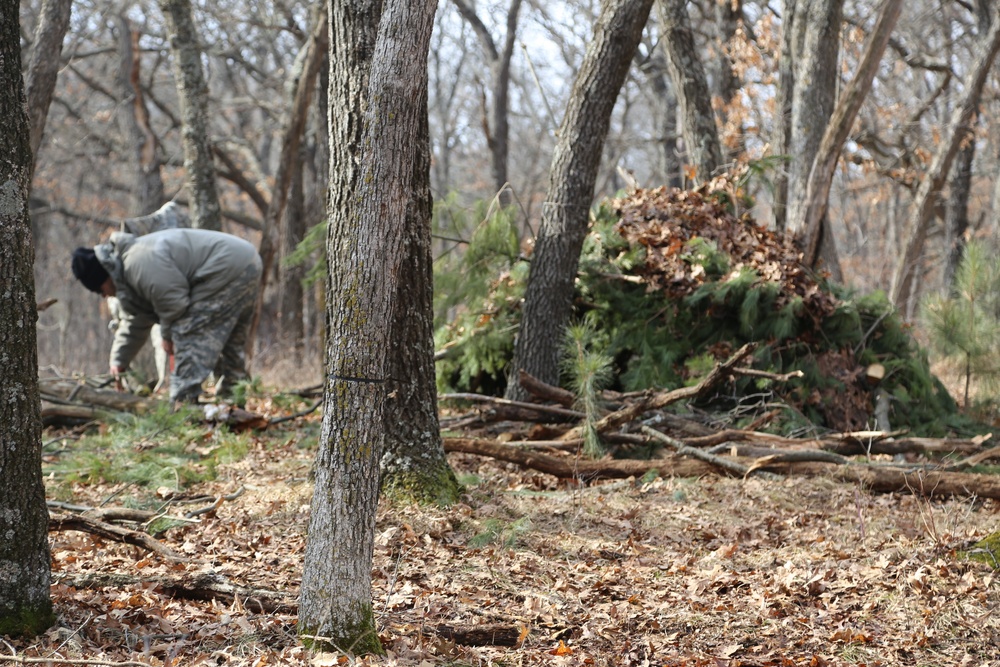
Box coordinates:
[15,407,1000,667]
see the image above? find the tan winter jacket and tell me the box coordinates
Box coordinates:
[94,228,260,371]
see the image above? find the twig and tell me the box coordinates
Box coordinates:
[944,443,1000,471]
[640,425,782,480]
[268,400,322,425]
[0,655,155,666]
[48,511,189,562]
[731,368,805,382]
[439,393,586,420]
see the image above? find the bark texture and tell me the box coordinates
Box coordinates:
[299,0,438,654]
[382,93,460,506]
[115,14,165,217]
[24,0,72,170]
[159,0,222,230]
[793,0,903,268]
[774,0,843,233]
[506,0,653,400]
[658,0,723,184]
[0,1,53,635]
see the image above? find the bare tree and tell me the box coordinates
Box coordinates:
[891,6,1000,314]
[0,0,53,636]
[24,0,72,172]
[299,0,438,652]
[159,0,222,230]
[791,0,903,270]
[506,0,654,400]
[450,0,522,205]
[115,14,165,216]
[382,94,461,505]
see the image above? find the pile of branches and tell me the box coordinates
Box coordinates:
[442,344,1000,500]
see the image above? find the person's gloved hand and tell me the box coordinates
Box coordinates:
[110,365,124,391]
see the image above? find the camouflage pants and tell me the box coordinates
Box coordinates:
[170,262,261,402]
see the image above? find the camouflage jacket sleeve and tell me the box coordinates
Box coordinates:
[109,309,157,371]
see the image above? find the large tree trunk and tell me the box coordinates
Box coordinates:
[774,0,843,234]
[24,0,72,175]
[505,0,653,400]
[115,15,165,217]
[657,0,723,184]
[299,0,438,654]
[159,0,222,230]
[891,9,1000,314]
[793,0,903,270]
[0,2,53,635]
[382,95,461,505]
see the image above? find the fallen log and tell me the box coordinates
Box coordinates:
[444,437,714,480]
[39,377,158,413]
[56,570,296,614]
[445,436,1000,499]
[433,623,524,647]
[49,511,188,562]
[38,377,270,431]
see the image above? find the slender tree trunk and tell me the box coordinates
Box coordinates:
[657,0,723,184]
[382,95,460,505]
[278,144,306,361]
[942,138,975,293]
[638,50,682,188]
[0,1,53,635]
[793,0,903,268]
[772,0,798,231]
[891,9,1000,313]
[24,0,72,175]
[159,0,222,230]
[943,8,992,293]
[714,0,745,160]
[115,15,165,217]
[506,0,653,400]
[251,6,327,355]
[299,0,438,653]
[450,0,522,205]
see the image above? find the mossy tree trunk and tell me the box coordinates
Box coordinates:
[298,0,439,654]
[382,95,460,507]
[0,2,54,636]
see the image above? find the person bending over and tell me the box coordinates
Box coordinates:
[72,228,262,404]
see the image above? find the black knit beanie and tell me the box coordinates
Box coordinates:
[71,247,110,294]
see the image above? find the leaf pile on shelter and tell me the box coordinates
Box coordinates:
[614,179,838,326]
[436,175,973,437]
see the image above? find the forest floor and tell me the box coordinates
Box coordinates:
[9,398,1000,667]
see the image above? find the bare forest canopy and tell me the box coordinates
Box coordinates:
[20,0,1000,386]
